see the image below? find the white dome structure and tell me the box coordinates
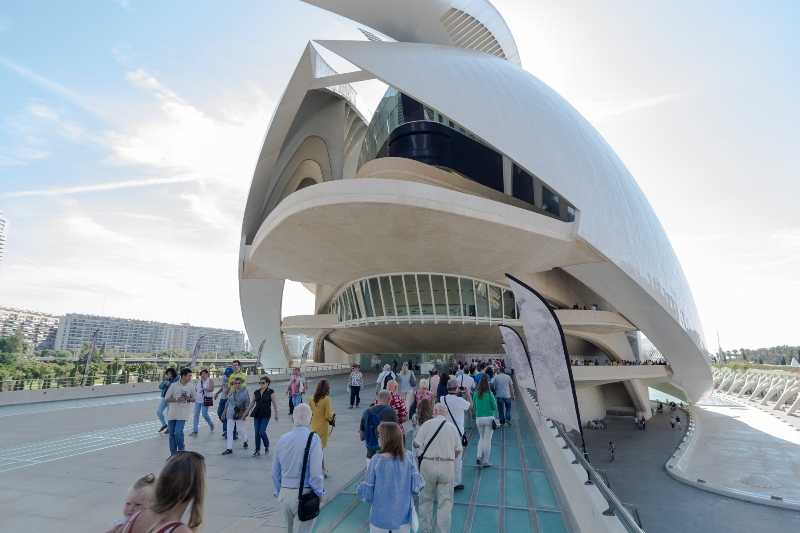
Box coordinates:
[239,0,711,407]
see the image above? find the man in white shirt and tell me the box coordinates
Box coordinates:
[440,378,471,490]
[164,367,195,456]
[413,403,462,533]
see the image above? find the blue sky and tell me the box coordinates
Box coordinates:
[0,1,798,350]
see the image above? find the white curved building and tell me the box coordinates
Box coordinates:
[239,0,712,415]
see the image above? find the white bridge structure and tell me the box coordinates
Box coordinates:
[712,366,800,416]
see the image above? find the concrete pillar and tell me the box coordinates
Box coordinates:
[624,379,653,420]
[773,382,800,411]
[787,394,800,416]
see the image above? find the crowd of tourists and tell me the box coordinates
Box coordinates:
[114,358,514,532]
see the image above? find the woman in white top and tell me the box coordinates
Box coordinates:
[190,369,215,436]
[376,364,396,395]
[397,363,416,410]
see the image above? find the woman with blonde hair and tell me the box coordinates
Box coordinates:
[121,451,206,533]
[358,422,424,532]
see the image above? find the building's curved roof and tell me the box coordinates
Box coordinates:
[239,4,711,399]
[310,39,710,399]
[301,0,520,65]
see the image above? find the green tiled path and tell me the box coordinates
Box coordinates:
[314,402,569,533]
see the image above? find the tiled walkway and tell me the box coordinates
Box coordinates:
[314,401,568,533]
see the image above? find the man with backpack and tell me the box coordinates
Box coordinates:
[359,390,398,467]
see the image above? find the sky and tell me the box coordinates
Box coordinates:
[0,0,797,350]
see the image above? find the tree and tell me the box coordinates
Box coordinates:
[0,333,26,355]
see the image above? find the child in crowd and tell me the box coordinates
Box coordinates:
[106,473,156,533]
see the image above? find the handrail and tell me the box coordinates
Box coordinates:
[0,363,351,392]
[550,418,646,533]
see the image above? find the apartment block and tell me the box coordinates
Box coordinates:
[0,306,60,350]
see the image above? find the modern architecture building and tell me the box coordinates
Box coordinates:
[54,313,246,355]
[0,306,60,351]
[238,0,712,419]
[0,211,7,264]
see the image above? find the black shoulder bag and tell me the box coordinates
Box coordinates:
[444,396,468,447]
[297,432,320,521]
[417,419,447,468]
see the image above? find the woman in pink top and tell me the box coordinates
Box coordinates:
[386,380,408,431]
[122,451,205,533]
[286,367,305,416]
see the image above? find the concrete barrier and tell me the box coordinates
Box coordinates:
[0,367,350,407]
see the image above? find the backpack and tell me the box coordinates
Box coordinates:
[365,405,388,449]
[382,372,394,390]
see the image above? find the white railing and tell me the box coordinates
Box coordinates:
[0,363,351,393]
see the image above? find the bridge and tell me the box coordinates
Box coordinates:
[1,365,798,532]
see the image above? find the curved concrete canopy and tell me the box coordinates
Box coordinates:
[312,39,711,400]
[301,0,520,65]
[243,177,601,286]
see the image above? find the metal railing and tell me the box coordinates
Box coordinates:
[0,363,351,392]
[34,353,259,363]
[549,419,646,533]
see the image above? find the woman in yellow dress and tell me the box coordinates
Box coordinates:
[310,379,334,450]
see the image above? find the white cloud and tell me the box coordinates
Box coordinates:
[0,146,49,167]
[0,56,103,118]
[1,175,198,198]
[66,215,134,245]
[771,229,800,249]
[180,192,235,229]
[579,92,683,122]
[108,68,272,192]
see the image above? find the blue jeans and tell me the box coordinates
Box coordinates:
[218,398,228,433]
[289,393,303,415]
[156,398,168,427]
[168,419,186,455]
[497,397,512,424]
[192,402,214,433]
[253,417,270,452]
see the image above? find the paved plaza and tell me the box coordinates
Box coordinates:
[688,393,800,502]
[0,373,569,532]
[583,408,800,533]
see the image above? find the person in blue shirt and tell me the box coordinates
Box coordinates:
[272,403,324,533]
[472,363,486,389]
[156,368,177,434]
[358,421,424,533]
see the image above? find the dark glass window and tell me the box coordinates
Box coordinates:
[543,186,560,217]
[512,164,535,204]
[417,275,434,315]
[460,278,476,317]
[503,290,516,319]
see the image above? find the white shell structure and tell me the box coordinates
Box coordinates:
[239,0,711,403]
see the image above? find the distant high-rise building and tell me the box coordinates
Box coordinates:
[54,313,246,354]
[0,211,7,264]
[0,307,60,350]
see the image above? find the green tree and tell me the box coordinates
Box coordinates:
[0,333,26,355]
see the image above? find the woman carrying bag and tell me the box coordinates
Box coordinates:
[472,377,498,467]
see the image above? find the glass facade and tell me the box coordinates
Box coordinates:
[359,87,576,222]
[329,273,520,325]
